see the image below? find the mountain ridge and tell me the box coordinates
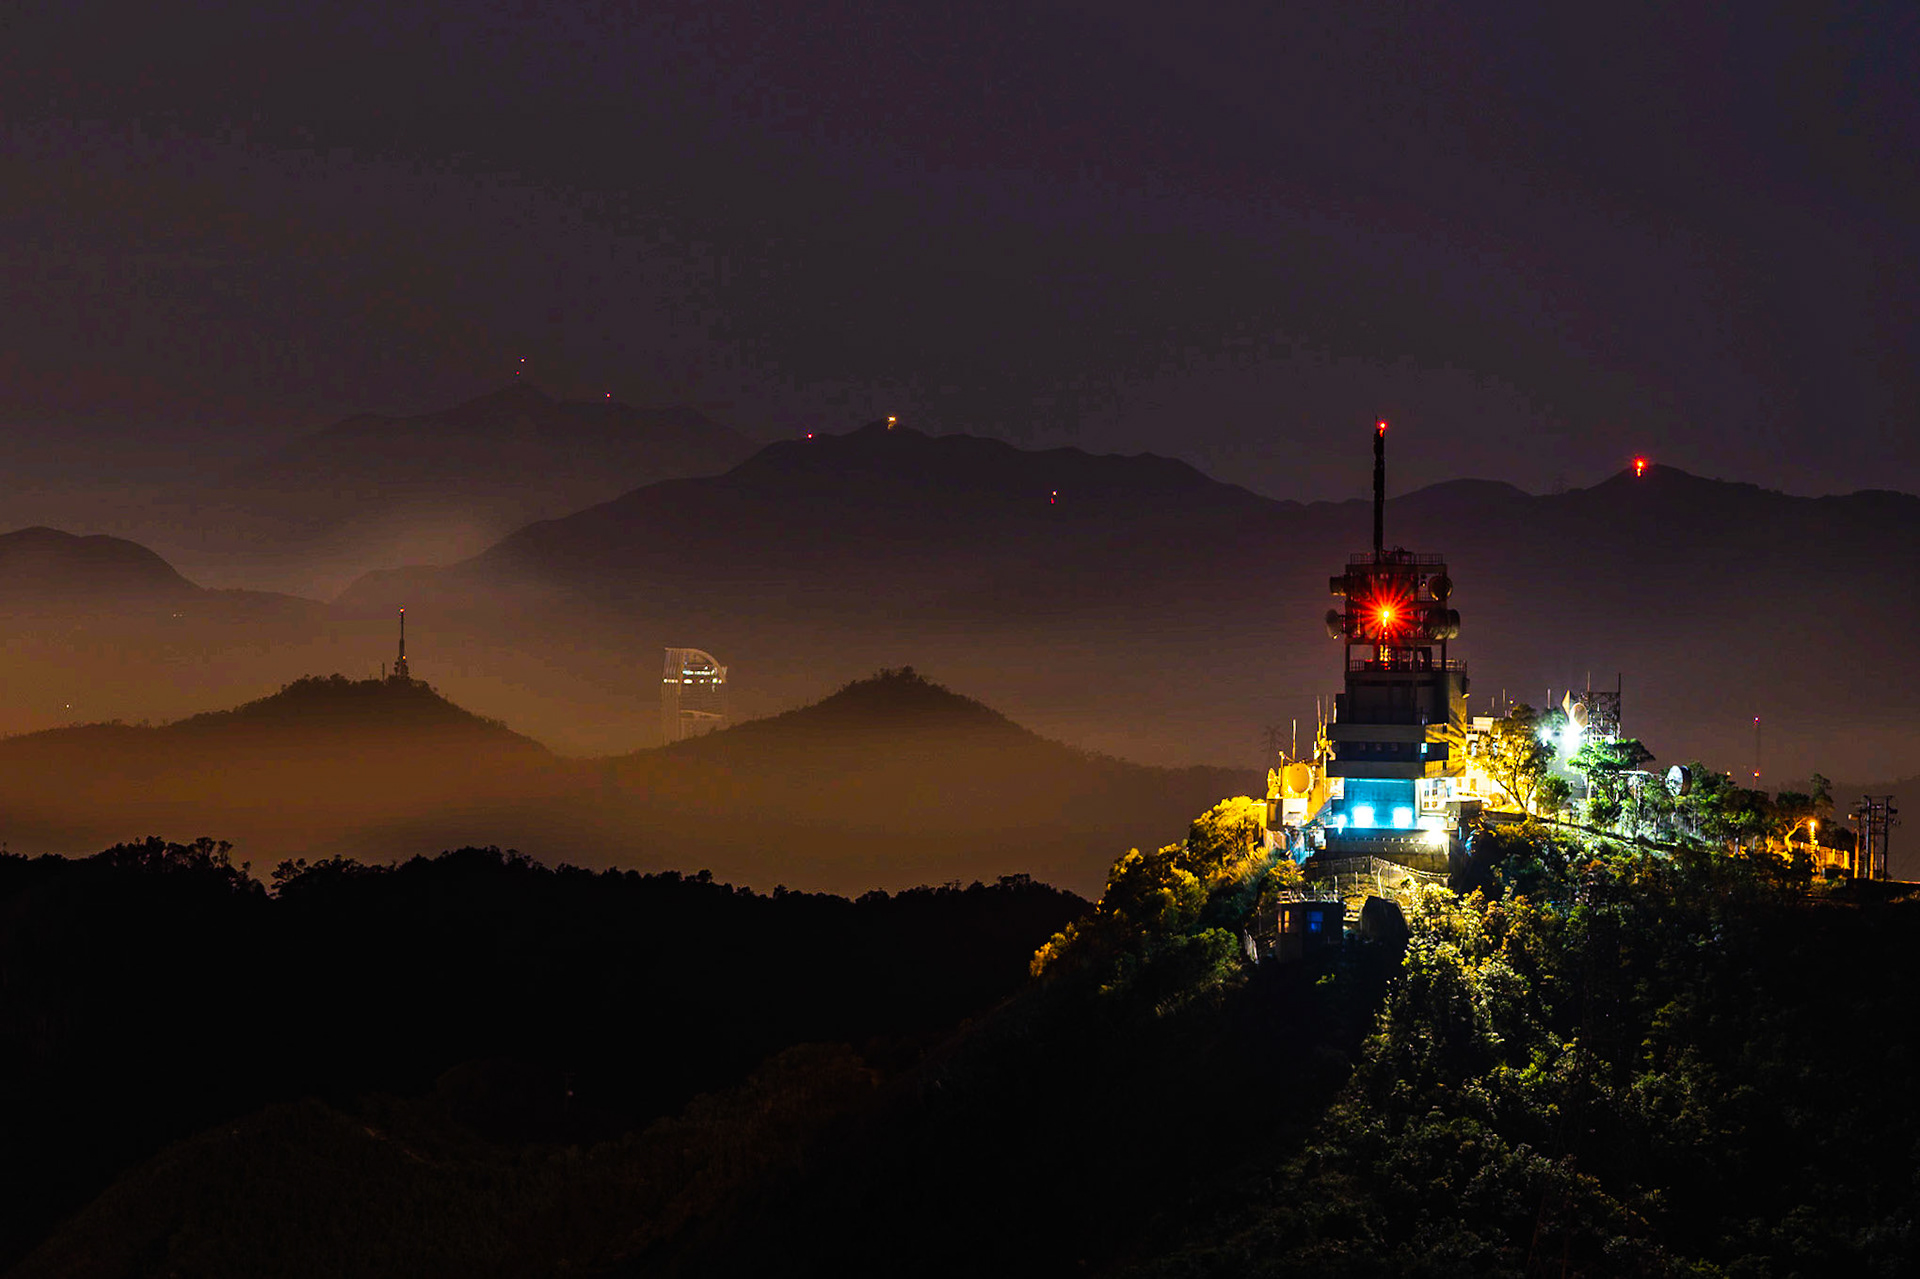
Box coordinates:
[326,436,1920,781]
[0,668,1250,896]
[67,384,760,598]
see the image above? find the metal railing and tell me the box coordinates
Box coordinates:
[1348,551,1448,565]
[1347,656,1469,672]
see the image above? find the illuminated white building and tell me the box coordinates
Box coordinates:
[661,647,728,742]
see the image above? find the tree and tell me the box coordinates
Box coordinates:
[1568,736,1656,830]
[1479,705,1554,814]
[1032,796,1275,978]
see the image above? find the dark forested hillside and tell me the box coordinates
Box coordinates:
[20,808,1913,1277]
[0,841,1084,1274]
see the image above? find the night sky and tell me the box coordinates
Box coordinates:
[3,1,1915,501]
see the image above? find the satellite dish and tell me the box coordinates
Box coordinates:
[1569,702,1589,730]
[1666,764,1692,797]
[1282,762,1312,796]
[1324,608,1344,638]
[1429,574,1452,601]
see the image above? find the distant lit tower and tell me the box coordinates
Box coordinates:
[1317,420,1467,852]
[391,608,412,683]
[661,647,728,742]
[1579,674,1623,742]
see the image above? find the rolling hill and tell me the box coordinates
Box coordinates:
[0,675,557,862]
[0,669,1254,896]
[599,667,1256,892]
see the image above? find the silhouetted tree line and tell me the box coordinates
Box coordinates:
[0,838,1083,1269]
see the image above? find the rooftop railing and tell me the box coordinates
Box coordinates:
[1347,656,1469,673]
[1348,551,1448,565]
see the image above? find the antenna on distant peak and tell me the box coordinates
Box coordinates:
[393,608,410,682]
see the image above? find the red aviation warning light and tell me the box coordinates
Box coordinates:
[1633,456,1648,477]
[1376,419,1388,436]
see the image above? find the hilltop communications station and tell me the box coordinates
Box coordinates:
[1268,422,1475,881]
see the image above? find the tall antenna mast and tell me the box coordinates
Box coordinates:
[393,608,410,682]
[1372,419,1387,560]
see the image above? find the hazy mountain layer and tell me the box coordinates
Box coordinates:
[0,670,1250,896]
[4,420,1914,785]
[13,384,757,597]
[334,424,1920,783]
[0,526,335,736]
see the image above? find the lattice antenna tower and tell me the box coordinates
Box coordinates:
[1580,672,1622,741]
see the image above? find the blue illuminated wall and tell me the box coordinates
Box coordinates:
[1327,778,1418,831]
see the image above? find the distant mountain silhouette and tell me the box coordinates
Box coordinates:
[99,384,758,596]
[0,527,332,739]
[168,673,542,744]
[0,526,195,608]
[333,426,1920,784]
[2,421,1911,785]
[461,420,1278,604]
[0,669,1251,895]
[600,668,1252,890]
[665,663,1037,755]
[0,675,555,862]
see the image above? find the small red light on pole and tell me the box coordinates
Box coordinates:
[1633,456,1648,477]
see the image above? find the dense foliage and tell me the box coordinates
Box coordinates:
[1144,829,1919,1276]
[0,840,1083,1271]
[14,807,1915,1277]
[1479,704,1556,813]
[1029,796,1294,991]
